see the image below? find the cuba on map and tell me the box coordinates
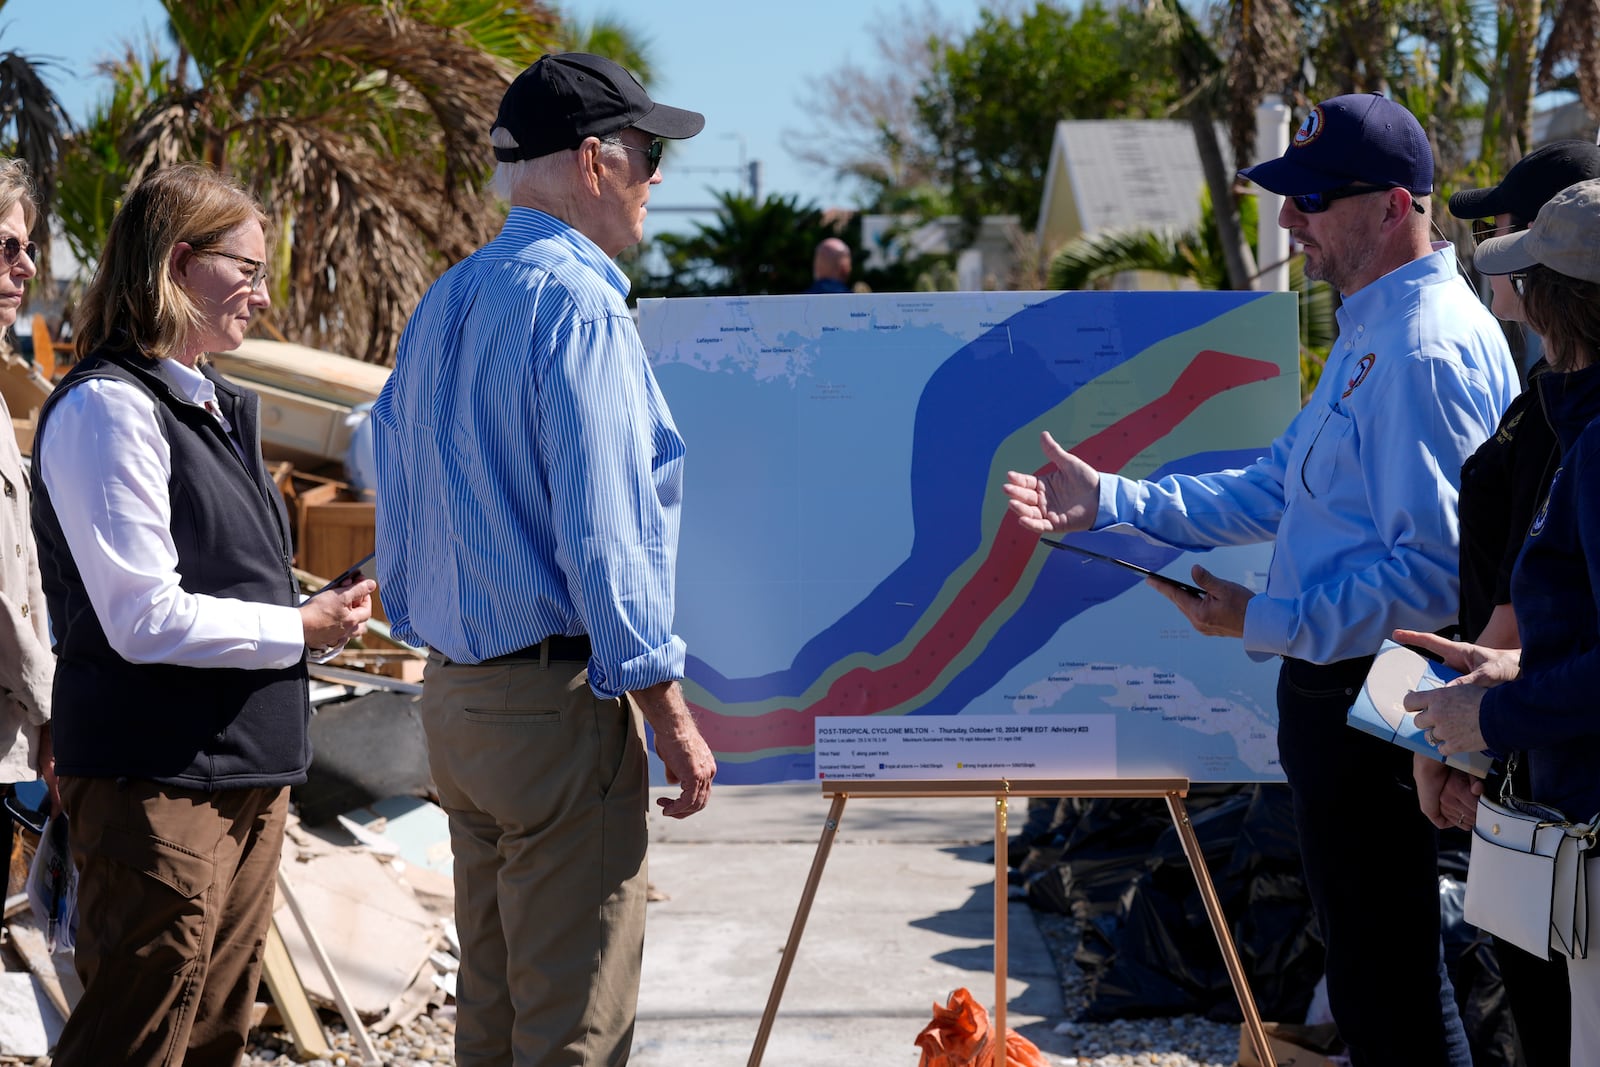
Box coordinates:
[637,290,1300,785]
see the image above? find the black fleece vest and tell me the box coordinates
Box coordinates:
[31,348,311,789]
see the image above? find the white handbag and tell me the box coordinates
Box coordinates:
[1464,765,1596,960]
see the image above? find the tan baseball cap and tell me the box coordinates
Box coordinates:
[1474,177,1600,282]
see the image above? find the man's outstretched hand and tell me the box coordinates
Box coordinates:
[1003,431,1100,534]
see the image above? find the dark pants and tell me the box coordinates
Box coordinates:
[1497,934,1571,1064]
[1490,755,1571,1067]
[1276,657,1471,1067]
[54,777,288,1067]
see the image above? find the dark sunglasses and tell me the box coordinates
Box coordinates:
[1510,270,1530,296]
[0,236,38,265]
[1290,184,1425,216]
[1471,218,1527,246]
[606,137,663,173]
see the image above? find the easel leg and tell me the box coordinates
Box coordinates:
[1165,792,1273,1067]
[994,792,1009,1067]
[748,792,849,1067]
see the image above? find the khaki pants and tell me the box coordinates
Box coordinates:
[422,652,649,1067]
[54,777,288,1067]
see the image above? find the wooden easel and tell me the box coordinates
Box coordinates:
[747,778,1275,1067]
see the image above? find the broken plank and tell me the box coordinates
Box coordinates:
[261,919,331,1061]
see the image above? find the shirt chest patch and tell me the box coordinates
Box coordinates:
[1343,353,1376,399]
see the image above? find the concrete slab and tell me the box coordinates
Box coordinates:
[635,783,1063,1066]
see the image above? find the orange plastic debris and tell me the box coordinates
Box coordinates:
[913,987,1048,1067]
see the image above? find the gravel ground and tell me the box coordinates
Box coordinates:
[1030,909,1240,1067]
[241,1007,455,1066]
[227,910,1243,1067]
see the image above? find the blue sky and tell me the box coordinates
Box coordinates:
[3,0,984,237]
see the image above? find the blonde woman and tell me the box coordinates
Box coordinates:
[30,164,374,1067]
[0,159,55,861]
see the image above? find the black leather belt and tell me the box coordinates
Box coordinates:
[437,635,592,667]
[491,635,592,664]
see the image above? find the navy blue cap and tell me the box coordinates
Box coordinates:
[493,52,704,162]
[1239,93,1433,197]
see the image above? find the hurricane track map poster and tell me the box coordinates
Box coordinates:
[637,291,1300,785]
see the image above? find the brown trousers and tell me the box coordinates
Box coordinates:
[54,777,288,1067]
[421,652,649,1067]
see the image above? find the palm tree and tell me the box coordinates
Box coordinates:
[55,43,171,279]
[554,11,655,84]
[1046,191,1336,400]
[1048,187,1256,291]
[1484,0,1542,168]
[1540,0,1600,122]
[1145,0,1269,291]
[0,42,73,286]
[55,0,557,364]
[1215,0,1299,169]
[631,190,846,297]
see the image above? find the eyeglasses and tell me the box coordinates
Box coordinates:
[199,249,268,292]
[1471,218,1527,246]
[0,236,38,266]
[1509,270,1530,296]
[1290,184,1426,216]
[604,137,663,173]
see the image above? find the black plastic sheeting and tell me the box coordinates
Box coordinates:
[292,691,433,825]
[1011,785,1522,1065]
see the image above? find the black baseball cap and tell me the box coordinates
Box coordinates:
[492,52,704,162]
[1448,140,1600,223]
[1239,92,1433,196]
[1475,178,1600,282]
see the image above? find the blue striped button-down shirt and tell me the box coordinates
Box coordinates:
[371,207,686,698]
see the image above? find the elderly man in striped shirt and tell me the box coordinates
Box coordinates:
[371,53,717,1067]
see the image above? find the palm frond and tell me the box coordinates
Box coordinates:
[1539,0,1600,119]
[1218,0,1300,166]
[1046,226,1201,290]
[54,42,179,267]
[0,48,73,280]
[556,13,655,85]
[69,0,563,363]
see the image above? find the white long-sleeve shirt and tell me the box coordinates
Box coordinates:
[38,356,309,669]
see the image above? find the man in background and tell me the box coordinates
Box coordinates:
[805,236,852,293]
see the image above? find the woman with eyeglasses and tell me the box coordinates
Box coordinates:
[1407,143,1600,1067]
[28,163,375,1067]
[0,158,57,873]
[1404,175,1600,1062]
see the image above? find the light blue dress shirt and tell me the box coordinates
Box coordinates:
[1095,246,1518,664]
[371,208,686,698]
